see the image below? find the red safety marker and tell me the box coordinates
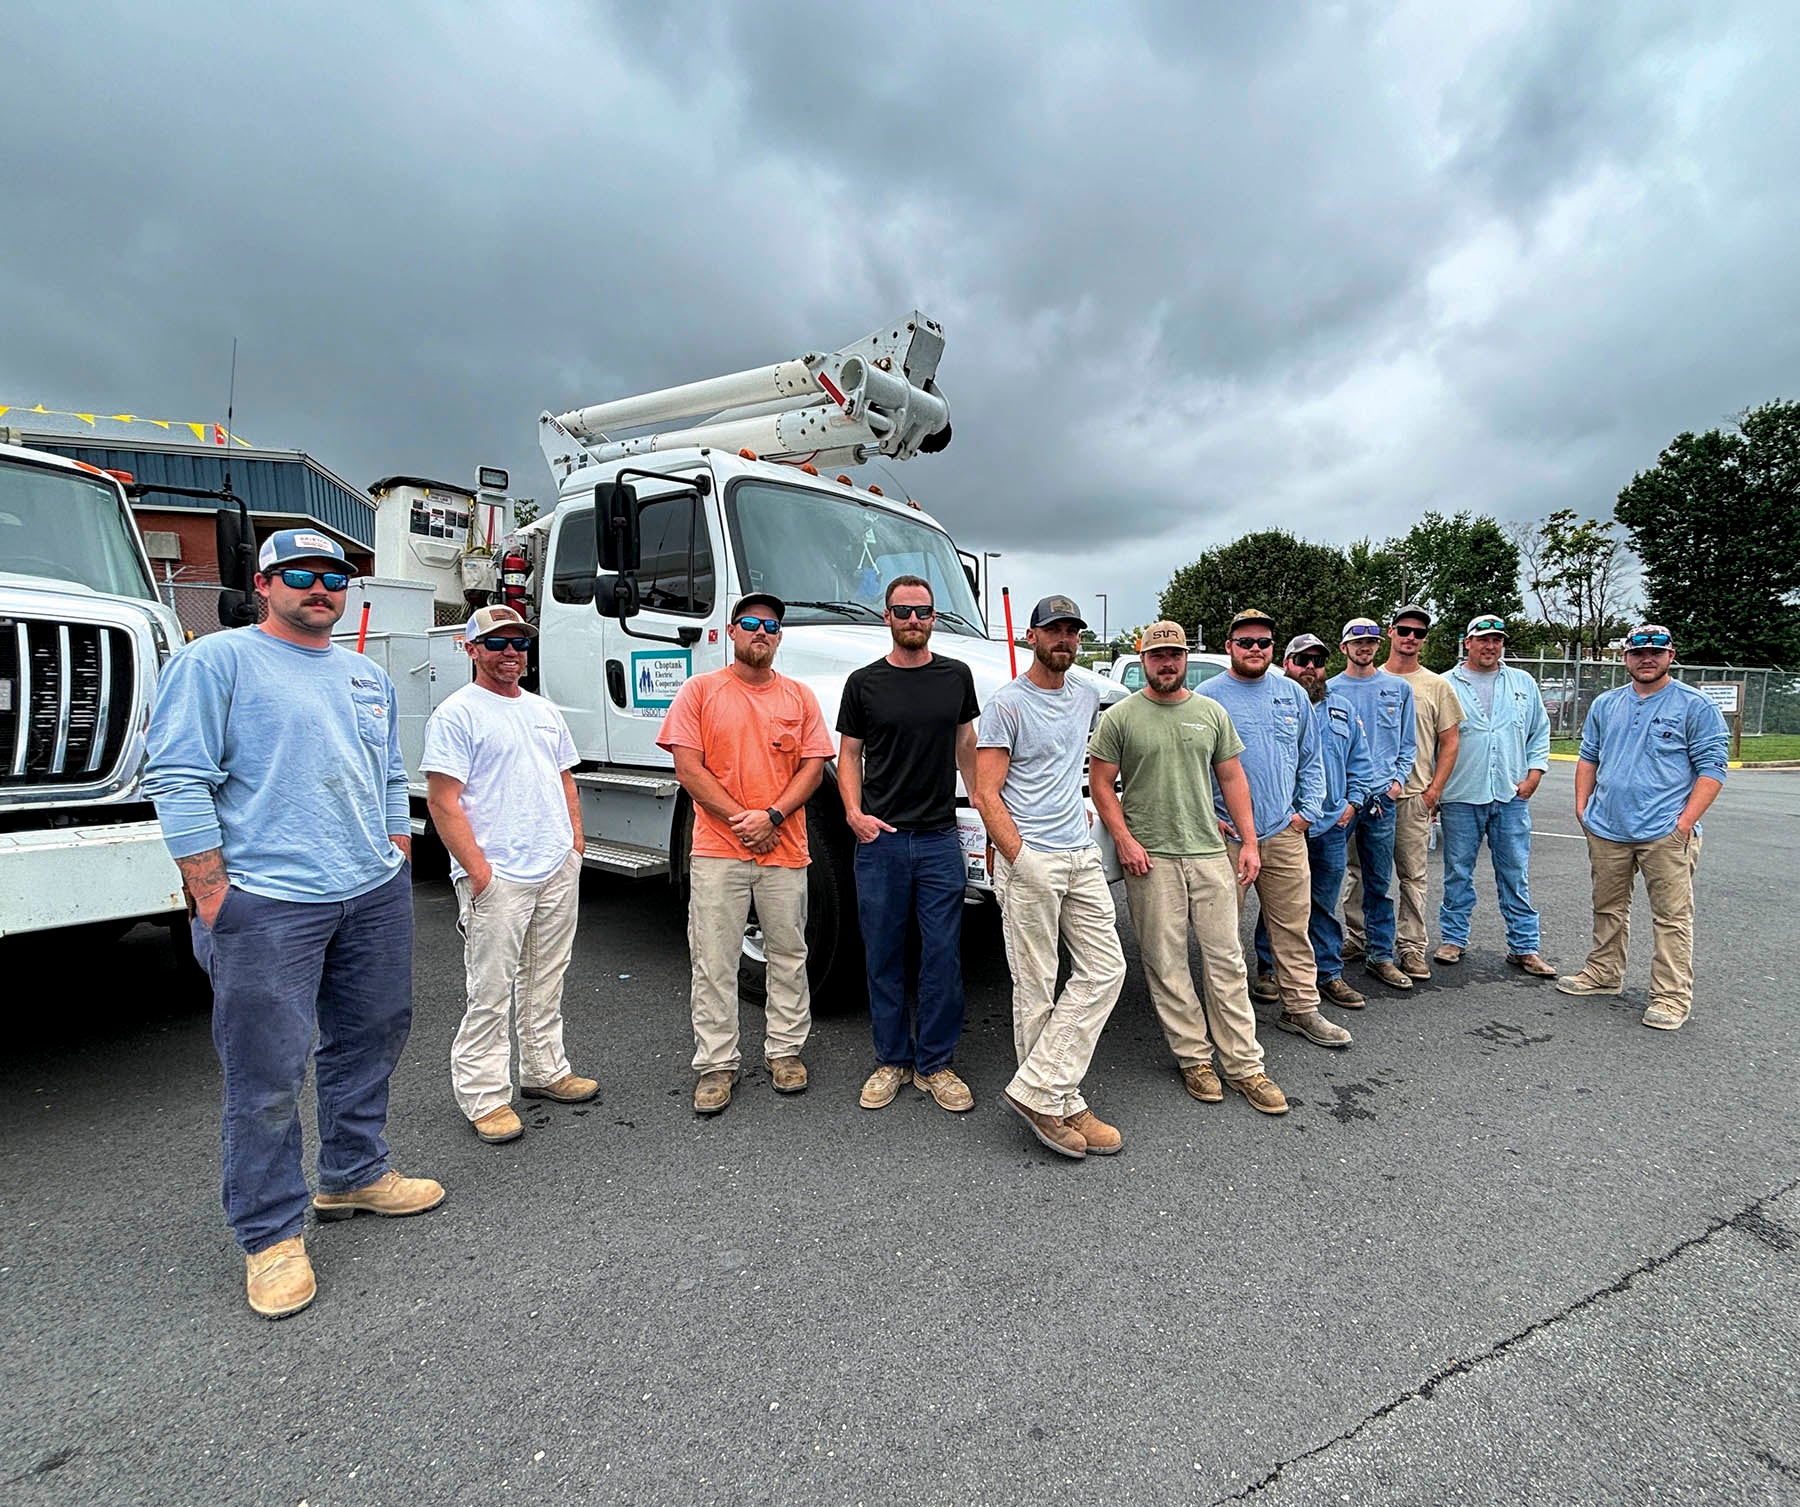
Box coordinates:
[355,600,371,653]
[816,370,849,410]
[1001,587,1017,678]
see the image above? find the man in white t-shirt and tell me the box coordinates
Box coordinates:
[423,605,597,1143]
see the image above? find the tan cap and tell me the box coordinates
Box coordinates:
[1139,621,1188,651]
[465,603,537,641]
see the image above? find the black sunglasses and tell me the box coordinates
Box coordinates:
[1390,625,1428,639]
[477,635,533,652]
[277,567,350,591]
[1232,635,1275,650]
[1290,653,1327,668]
[887,603,936,620]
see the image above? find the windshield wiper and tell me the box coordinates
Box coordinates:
[932,607,985,636]
[782,599,885,621]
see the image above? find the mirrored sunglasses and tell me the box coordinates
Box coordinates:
[278,567,350,591]
[1625,631,1672,649]
[1469,616,1506,634]
[1344,624,1382,639]
[477,635,533,652]
[735,616,783,634]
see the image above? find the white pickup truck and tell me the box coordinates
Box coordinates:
[1101,650,1231,693]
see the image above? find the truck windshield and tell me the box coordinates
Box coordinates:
[0,458,157,601]
[724,479,985,636]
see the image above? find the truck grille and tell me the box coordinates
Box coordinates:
[0,619,138,787]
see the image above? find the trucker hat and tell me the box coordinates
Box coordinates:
[1284,632,1328,659]
[1341,617,1383,643]
[1464,613,1509,638]
[258,527,348,573]
[1139,621,1188,651]
[1029,595,1087,629]
[465,603,538,641]
[729,592,786,622]
[1390,602,1432,628]
[1228,607,1276,633]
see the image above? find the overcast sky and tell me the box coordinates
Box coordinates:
[4,1,1795,633]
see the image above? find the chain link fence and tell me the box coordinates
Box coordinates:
[1513,658,1799,739]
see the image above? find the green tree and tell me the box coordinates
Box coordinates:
[1393,511,1523,669]
[1614,400,1800,665]
[1159,530,1362,652]
[1512,509,1634,658]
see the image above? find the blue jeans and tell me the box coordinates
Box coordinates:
[854,827,967,1076]
[1346,801,1398,962]
[1255,822,1350,982]
[192,866,414,1253]
[1438,798,1540,953]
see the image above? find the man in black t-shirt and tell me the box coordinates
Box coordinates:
[837,575,982,1113]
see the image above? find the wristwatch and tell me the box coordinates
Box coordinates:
[766,807,786,828]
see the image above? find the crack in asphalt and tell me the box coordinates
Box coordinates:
[1208,1176,1800,1504]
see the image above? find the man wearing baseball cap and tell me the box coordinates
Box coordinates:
[1089,622,1288,1115]
[423,604,598,1145]
[1435,614,1555,974]
[1558,625,1729,1030]
[145,527,443,1319]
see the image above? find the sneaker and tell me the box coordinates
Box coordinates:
[860,1063,911,1109]
[245,1236,315,1320]
[1320,977,1366,1008]
[768,1055,809,1094]
[1341,939,1366,963]
[1226,1072,1289,1116]
[1002,1090,1087,1159]
[1063,1108,1123,1156]
[1432,942,1464,966]
[1642,1005,1687,1031]
[693,1069,736,1114]
[471,1105,523,1144]
[914,1067,975,1112]
[521,1073,599,1104]
[313,1170,446,1222]
[1249,972,1281,1002]
[1555,973,1622,997]
[1181,1062,1224,1103]
[1276,1010,1353,1048]
[1365,959,1414,992]
[1507,952,1557,978]
[1398,949,1432,981]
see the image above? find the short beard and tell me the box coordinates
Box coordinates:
[1033,642,1073,672]
[1231,658,1267,680]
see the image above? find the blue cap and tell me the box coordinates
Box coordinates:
[258,527,348,573]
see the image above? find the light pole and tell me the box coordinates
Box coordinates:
[982,552,1002,638]
[1096,593,1108,647]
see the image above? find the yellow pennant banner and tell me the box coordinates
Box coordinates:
[0,402,251,447]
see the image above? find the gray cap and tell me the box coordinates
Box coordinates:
[1283,633,1328,658]
[1029,594,1087,629]
[1390,602,1432,628]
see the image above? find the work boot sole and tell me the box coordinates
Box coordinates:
[1555,979,1622,997]
[521,1083,600,1104]
[313,1188,446,1222]
[1275,1014,1353,1048]
[1226,1080,1290,1116]
[474,1119,523,1144]
[1002,1092,1086,1160]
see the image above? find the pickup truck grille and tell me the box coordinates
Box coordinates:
[0,619,138,787]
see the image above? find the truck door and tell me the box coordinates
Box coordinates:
[534,502,613,761]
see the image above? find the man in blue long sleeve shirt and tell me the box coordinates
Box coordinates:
[1434,614,1556,976]
[1200,610,1351,1048]
[1254,634,1377,1011]
[144,529,444,1320]
[1329,617,1417,992]
[1557,625,1728,1030]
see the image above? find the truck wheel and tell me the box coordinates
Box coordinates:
[739,792,866,1013]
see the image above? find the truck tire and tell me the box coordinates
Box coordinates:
[738,791,866,1013]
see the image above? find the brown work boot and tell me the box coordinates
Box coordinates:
[1556,971,1622,997]
[313,1170,445,1222]
[768,1055,809,1094]
[860,1063,911,1108]
[245,1236,315,1320]
[1181,1062,1224,1103]
[1320,977,1366,1007]
[1642,1004,1687,1031]
[522,1073,599,1104]
[1063,1108,1123,1156]
[1226,1072,1290,1116]
[693,1070,736,1114]
[1398,948,1432,980]
[1366,959,1414,991]
[1507,952,1557,978]
[1341,938,1365,963]
[1432,942,1464,965]
[1002,1090,1087,1159]
[1276,1009,1353,1048]
[1249,972,1280,1002]
[471,1105,523,1144]
[914,1067,975,1112]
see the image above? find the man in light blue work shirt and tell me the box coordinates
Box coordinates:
[1254,633,1377,1012]
[1201,609,1351,1048]
[1557,624,1729,1030]
[1329,617,1417,993]
[145,528,444,1321]
[1434,613,1555,976]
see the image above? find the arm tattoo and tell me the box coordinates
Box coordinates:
[175,849,229,898]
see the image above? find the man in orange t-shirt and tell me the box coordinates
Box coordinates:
[657,593,834,1115]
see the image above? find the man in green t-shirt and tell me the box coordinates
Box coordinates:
[1089,622,1288,1115]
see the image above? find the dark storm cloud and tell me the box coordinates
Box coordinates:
[2,0,1794,629]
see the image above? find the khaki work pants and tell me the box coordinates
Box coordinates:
[1123,854,1265,1079]
[1227,824,1320,1013]
[1344,795,1432,956]
[687,856,811,1074]
[1580,830,1703,1017]
[994,845,1127,1117]
[451,850,582,1121]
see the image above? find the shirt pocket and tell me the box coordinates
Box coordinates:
[1271,712,1299,746]
[352,689,390,750]
[770,714,802,755]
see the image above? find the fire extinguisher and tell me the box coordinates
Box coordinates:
[500,550,529,614]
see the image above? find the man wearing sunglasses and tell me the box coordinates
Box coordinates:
[145,528,442,1320]
[1558,625,1729,1030]
[837,576,981,1114]
[659,592,835,1114]
[1198,609,1352,1048]
[1435,614,1555,975]
[423,604,597,1145]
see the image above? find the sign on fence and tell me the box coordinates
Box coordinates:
[1698,681,1744,760]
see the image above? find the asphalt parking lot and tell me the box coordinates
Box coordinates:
[3,762,1797,1506]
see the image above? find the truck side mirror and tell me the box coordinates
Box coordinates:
[594,481,641,574]
[594,572,641,621]
[214,507,259,627]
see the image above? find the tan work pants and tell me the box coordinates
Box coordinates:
[1123,853,1265,1079]
[687,857,811,1073]
[994,845,1126,1117]
[451,850,582,1120]
[1580,830,1702,1017]
[1344,795,1432,956]
[1227,825,1319,1013]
